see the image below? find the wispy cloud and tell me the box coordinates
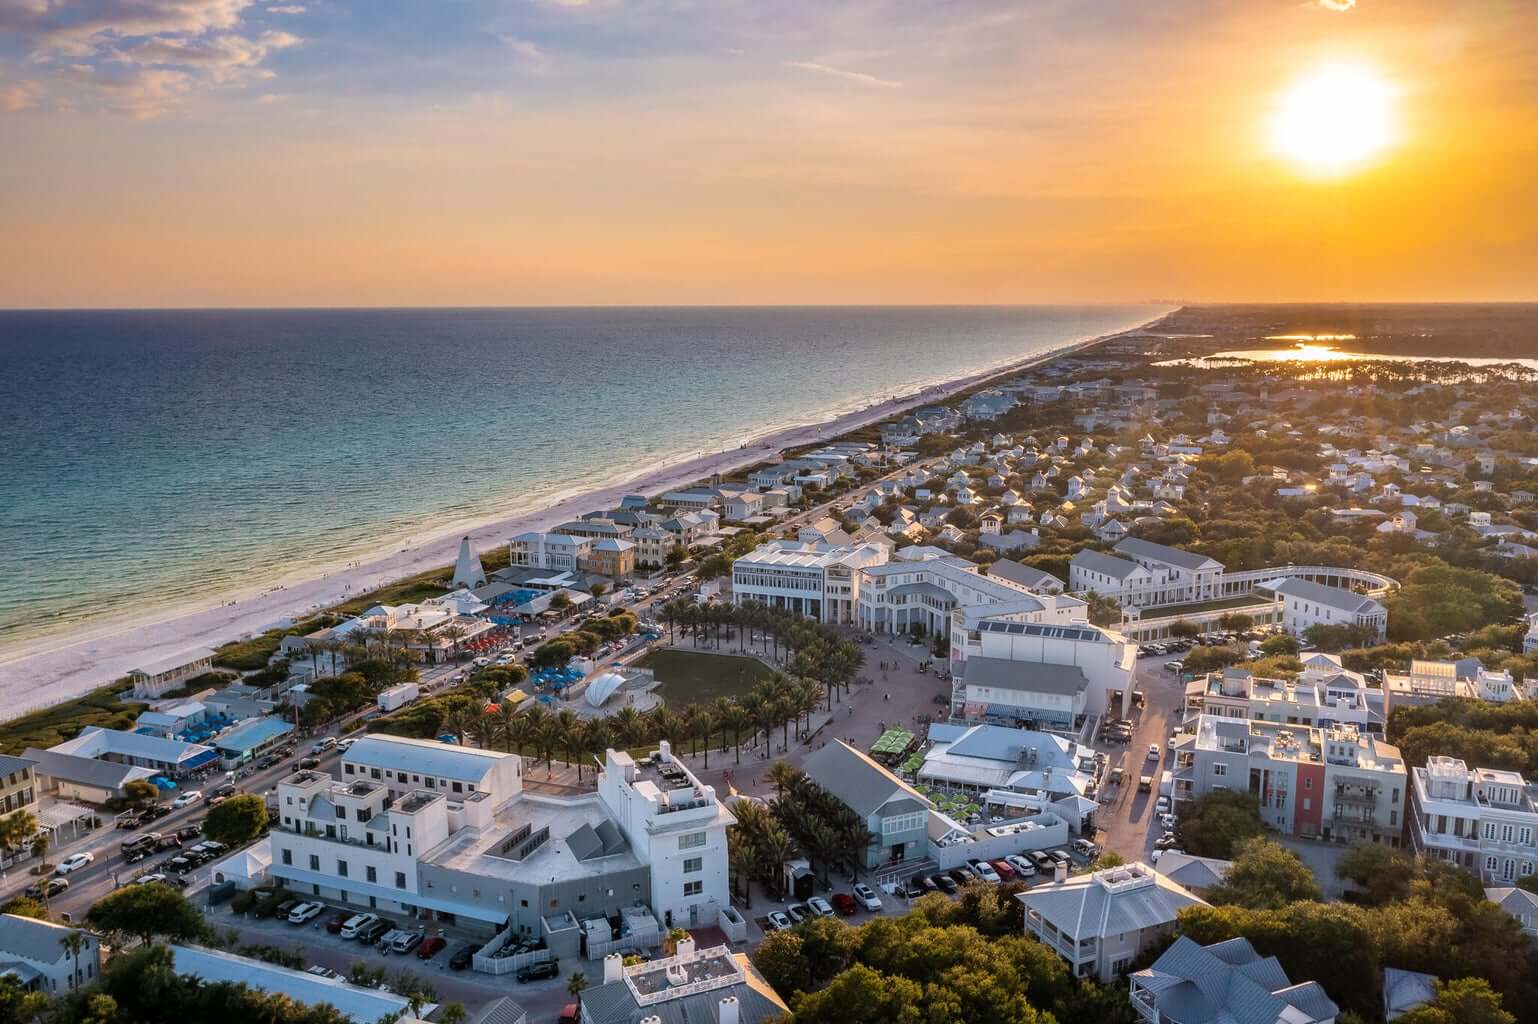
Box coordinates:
[0,0,300,116]
[783,60,901,89]
[267,5,306,13]
[0,79,45,112]
[1312,0,1356,11]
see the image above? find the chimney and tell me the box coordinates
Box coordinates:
[718,996,740,1024]
[603,952,624,984]
[675,934,696,959]
[1053,860,1068,883]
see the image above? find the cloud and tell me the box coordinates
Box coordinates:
[266,4,305,12]
[0,0,298,116]
[0,78,45,111]
[1312,0,1356,10]
[498,34,549,69]
[783,60,901,89]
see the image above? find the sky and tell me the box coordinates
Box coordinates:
[2,0,1536,308]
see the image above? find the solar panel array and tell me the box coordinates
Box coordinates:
[977,620,1104,642]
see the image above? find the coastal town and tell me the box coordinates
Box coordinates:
[3,308,1538,1024]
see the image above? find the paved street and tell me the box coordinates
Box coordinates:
[1095,654,1184,862]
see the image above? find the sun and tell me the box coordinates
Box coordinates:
[1269,62,1397,177]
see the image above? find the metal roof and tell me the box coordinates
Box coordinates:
[1273,576,1382,614]
[962,657,1088,697]
[213,718,294,755]
[802,740,930,820]
[1114,537,1223,572]
[22,748,156,791]
[344,734,512,785]
[1071,548,1144,580]
[1133,936,1338,1024]
[169,945,422,1023]
[0,914,89,967]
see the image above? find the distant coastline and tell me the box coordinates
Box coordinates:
[0,307,1175,715]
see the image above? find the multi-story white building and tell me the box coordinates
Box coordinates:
[951,616,1136,726]
[1272,577,1387,641]
[1112,538,1225,604]
[508,532,593,572]
[1068,549,1157,606]
[1409,756,1538,885]
[856,553,1086,642]
[1173,714,1407,847]
[1019,862,1208,982]
[1524,613,1538,655]
[731,540,889,624]
[266,736,733,947]
[1193,667,1376,732]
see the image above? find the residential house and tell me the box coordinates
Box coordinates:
[1272,578,1387,642]
[1130,936,1338,1024]
[1409,756,1538,884]
[0,914,101,996]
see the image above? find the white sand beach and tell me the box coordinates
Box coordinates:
[0,319,1160,714]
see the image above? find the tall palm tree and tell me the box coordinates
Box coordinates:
[728,837,756,908]
[717,702,752,765]
[442,707,476,746]
[441,623,467,664]
[554,709,581,775]
[651,708,685,756]
[756,823,796,899]
[692,706,716,770]
[676,705,701,760]
[493,701,525,754]
[611,706,649,750]
[586,718,614,774]
[58,931,88,992]
[765,761,804,801]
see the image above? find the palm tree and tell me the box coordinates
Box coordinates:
[554,709,581,775]
[692,706,716,770]
[756,823,796,899]
[676,705,701,759]
[729,838,756,908]
[567,972,588,998]
[611,706,649,750]
[717,702,752,765]
[837,822,875,881]
[586,718,614,775]
[493,701,525,754]
[58,931,88,992]
[441,623,467,664]
[651,708,685,756]
[773,696,796,752]
[765,761,804,801]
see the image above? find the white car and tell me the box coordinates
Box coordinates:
[852,883,883,912]
[336,738,356,753]
[133,873,169,886]
[288,901,324,924]
[1147,744,1161,761]
[806,896,834,918]
[969,859,1000,883]
[172,790,202,808]
[1005,855,1038,877]
[1155,795,1172,814]
[1158,813,1178,831]
[54,852,94,875]
[766,911,792,931]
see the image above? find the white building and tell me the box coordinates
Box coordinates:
[1019,862,1208,981]
[1272,577,1387,642]
[730,540,890,624]
[169,945,428,1023]
[951,616,1136,726]
[857,551,1086,642]
[1113,538,1225,604]
[0,914,101,996]
[1069,549,1156,605]
[1525,613,1538,655]
[509,532,593,572]
[1193,667,1375,732]
[125,647,216,699]
[1409,756,1538,885]
[268,735,733,946]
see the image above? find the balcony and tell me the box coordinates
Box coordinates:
[1333,788,1379,807]
[290,822,383,850]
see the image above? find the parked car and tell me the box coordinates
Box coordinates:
[257,754,280,769]
[143,804,171,820]
[902,878,926,900]
[304,965,339,980]
[969,859,1000,883]
[357,919,392,944]
[1072,839,1098,858]
[298,757,320,770]
[416,936,447,959]
[931,873,958,894]
[311,737,337,754]
[1158,813,1178,831]
[390,931,422,955]
[26,878,69,899]
[1154,833,1181,851]
[1027,851,1055,872]
[275,899,300,919]
[920,875,939,894]
[947,867,973,888]
[172,790,203,808]
[516,959,559,983]
[1155,795,1171,814]
[830,893,857,916]
[1005,855,1037,877]
[1147,744,1161,761]
[766,911,792,931]
[989,859,1015,881]
[288,901,323,924]
[448,943,482,970]
[325,912,352,934]
[852,883,883,912]
[55,852,94,875]
[785,903,810,924]
[336,738,356,753]
[176,825,202,841]
[133,873,169,886]
[339,914,380,940]
[806,896,834,918]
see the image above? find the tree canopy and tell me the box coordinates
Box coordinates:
[1177,790,1266,859]
[203,794,269,847]
[85,883,212,948]
[1207,837,1322,910]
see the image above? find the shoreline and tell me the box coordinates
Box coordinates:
[0,310,1173,715]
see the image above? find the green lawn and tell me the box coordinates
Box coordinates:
[637,648,775,706]
[1140,594,1274,619]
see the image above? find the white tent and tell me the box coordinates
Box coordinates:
[585,672,625,708]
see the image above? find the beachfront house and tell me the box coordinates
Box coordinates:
[125,648,216,699]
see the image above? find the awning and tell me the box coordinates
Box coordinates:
[184,748,222,770]
[37,801,95,829]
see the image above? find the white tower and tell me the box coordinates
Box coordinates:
[451,536,486,589]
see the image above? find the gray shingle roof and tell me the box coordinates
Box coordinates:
[0,914,85,966]
[1133,935,1339,1024]
[801,741,929,820]
[1070,548,1143,580]
[963,657,1088,697]
[23,748,155,791]
[1019,863,1205,941]
[1114,537,1223,572]
[1273,576,1382,614]
[987,560,1063,590]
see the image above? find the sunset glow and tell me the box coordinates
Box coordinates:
[1270,62,1397,177]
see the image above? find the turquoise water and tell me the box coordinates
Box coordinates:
[0,305,1166,650]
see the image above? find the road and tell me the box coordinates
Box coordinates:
[1094,653,1185,862]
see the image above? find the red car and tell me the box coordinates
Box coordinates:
[990,859,1016,881]
[416,936,447,960]
[325,912,350,935]
[830,892,857,916]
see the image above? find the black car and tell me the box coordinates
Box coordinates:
[948,868,972,888]
[177,825,202,841]
[144,804,171,820]
[448,943,482,971]
[903,877,926,899]
[920,875,939,894]
[516,960,560,983]
[257,755,279,769]
[932,874,958,894]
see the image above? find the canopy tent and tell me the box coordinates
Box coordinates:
[870,729,915,756]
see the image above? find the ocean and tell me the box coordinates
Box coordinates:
[0,305,1167,653]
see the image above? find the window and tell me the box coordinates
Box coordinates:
[337,860,349,877]
[679,832,708,850]
[335,805,346,819]
[1304,777,1313,790]
[683,881,703,897]
[1213,763,1227,778]
[452,782,463,794]
[343,764,354,775]
[281,848,292,866]
[395,872,406,889]
[683,857,702,874]
[366,866,377,883]
[309,854,320,870]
